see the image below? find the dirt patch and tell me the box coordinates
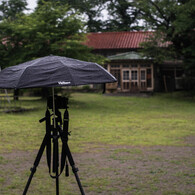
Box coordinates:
[183,135,195,146]
[0,141,195,195]
[77,144,195,195]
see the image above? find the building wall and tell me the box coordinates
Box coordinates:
[106,60,154,93]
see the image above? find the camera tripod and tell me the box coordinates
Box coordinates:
[23,96,85,195]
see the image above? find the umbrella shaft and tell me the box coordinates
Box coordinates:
[52,87,56,129]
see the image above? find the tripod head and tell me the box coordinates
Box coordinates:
[47,95,69,126]
[39,95,68,125]
[47,95,68,110]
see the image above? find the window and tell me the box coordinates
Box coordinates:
[123,70,129,81]
[141,70,146,81]
[131,70,138,81]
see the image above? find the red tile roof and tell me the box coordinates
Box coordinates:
[84,31,153,49]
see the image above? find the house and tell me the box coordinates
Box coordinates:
[84,31,183,93]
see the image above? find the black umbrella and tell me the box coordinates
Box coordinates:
[0,55,116,195]
[0,55,116,88]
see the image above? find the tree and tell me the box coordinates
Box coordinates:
[0,1,105,69]
[37,0,107,32]
[37,0,142,32]
[140,32,176,64]
[0,0,28,100]
[134,0,195,77]
[105,0,142,31]
[0,0,28,21]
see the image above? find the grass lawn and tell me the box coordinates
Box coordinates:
[0,92,195,195]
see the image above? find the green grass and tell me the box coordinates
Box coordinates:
[0,92,195,195]
[0,92,195,153]
[69,92,195,148]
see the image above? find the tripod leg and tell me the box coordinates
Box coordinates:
[23,134,48,195]
[56,168,59,195]
[65,144,85,195]
[53,135,60,195]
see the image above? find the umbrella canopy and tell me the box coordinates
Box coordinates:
[0,55,116,89]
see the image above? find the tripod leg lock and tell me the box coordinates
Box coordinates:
[72,165,79,174]
[30,166,37,174]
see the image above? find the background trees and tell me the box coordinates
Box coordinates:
[105,0,142,31]
[37,0,142,32]
[0,0,28,21]
[37,0,107,32]
[0,1,105,69]
[134,0,195,89]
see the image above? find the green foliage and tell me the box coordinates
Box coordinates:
[174,0,195,76]
[0,1,106,68]
[0,0,28,21]
[105,0,142,31]
[37,0,142,32]
[134,0,195,77]
[37,0,107,32]
[140,32,176,64]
